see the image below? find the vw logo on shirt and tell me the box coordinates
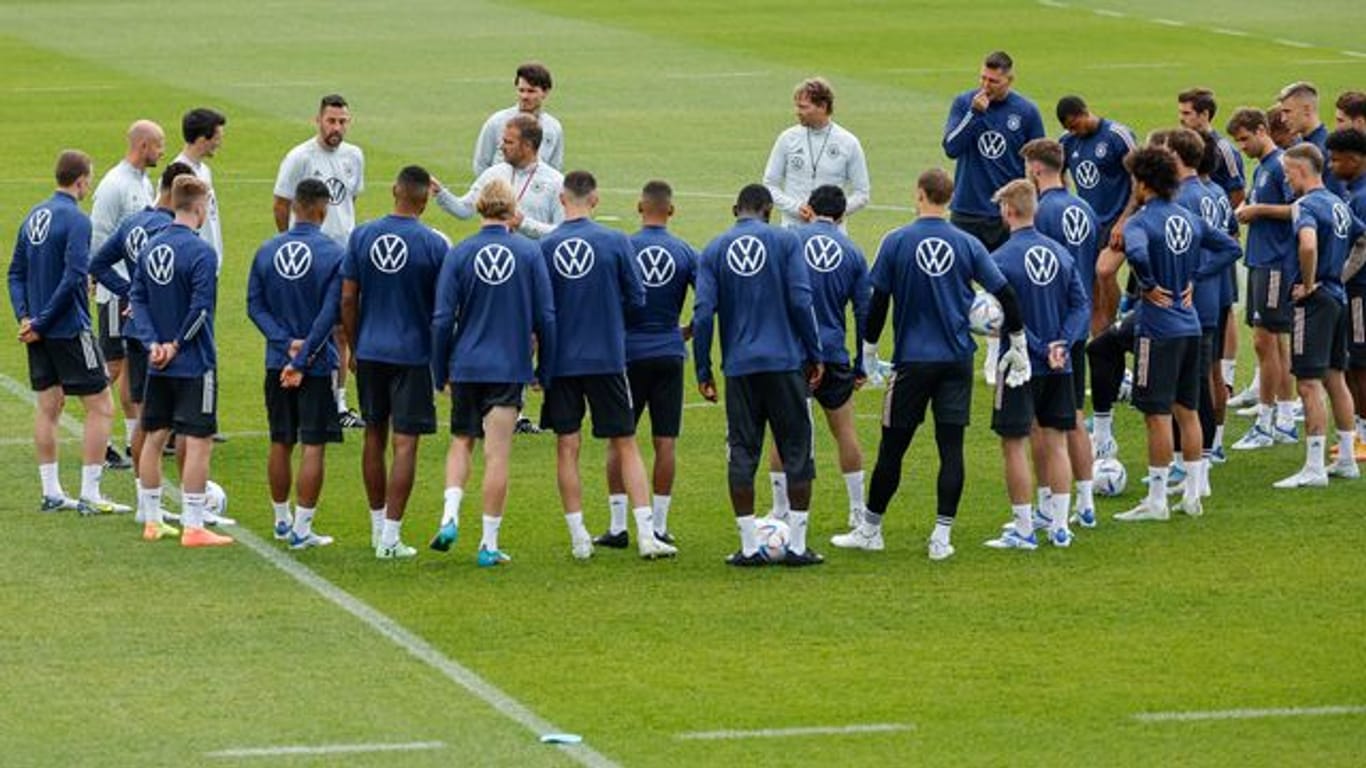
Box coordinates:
[978,131,1008,160]
[1199,197,1221,229]
[124,226,149,262]
[325,177,347,205]
[804,235,844,273]
[915,237,955,276]
[369,234,409,273]
[726,235,767,276]
[1025,246,1060,286]
[1074,161,1101,189]
[1164,215,1194,255]
[1062,206,1092,246]
[1332,203,1353,239]
[474,244,516,285]
[27,209,51,245]
[146,244,176,285]
[273,241,313,280]
[553,238,596,279]
[636,246,676,287]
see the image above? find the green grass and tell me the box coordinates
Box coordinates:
[1,1,1364,766]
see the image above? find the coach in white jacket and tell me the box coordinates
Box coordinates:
[763,77,870,228]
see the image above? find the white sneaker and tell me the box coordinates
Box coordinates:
[375,541,417,559]
[571,537,594,560]
[1114,501,1170,522]
[203,510,238,527]
[290,531,335,550]
[638,535,676,560]
[1231,424,1275,451]
[1228,383,1260,408]
[927,537,955,561]
[1049,527,1074,548]
[830,525,884,551]
[1092,434,1119,460]
[1328,462,1360,479]
[984,529,1038,550]
[1272,469,1328,489]
[1175,497,1204,517]
[1273,424,1299,444]
[1235,403,1260,418]
[847,508,863,530]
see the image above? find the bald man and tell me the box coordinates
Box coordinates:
[91,119,165,469]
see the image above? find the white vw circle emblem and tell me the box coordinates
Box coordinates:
[915,237,955,276]
[1164,215,1193,255]
[1074,161,1100,189]
[145,244,175,285]
[124,226,149,262]
[636,246,676,287]
[804,235,844,273]
[978,131,1007,160]
[1061,206,1091,246]
[474,244,516,285]
[273,241,313,280]
[1025,245,1059,286]
[369,234,409,273]
[725,235,767,276]
[1199,197,1220,229]
[553,238,596,279]
[1217,196,1233,228]
[1332,203,1352,239]
[27,209,51,245]
[325,177,347,205]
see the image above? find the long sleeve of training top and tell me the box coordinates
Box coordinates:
[532,254,557,389]
[851,259,871,372]
[247,258,293,347]
[763,135,804,220]
[294,265,341,371]
[30,215,91,336]
[90,225,132,298]
[1193,223,1244,280]
[844,139,871,217]
[429,251,461,387]
[175,253,217,349]
[782,233,822,364]
[941,93,982,160]
[692,250,718,384]
[8,229,27,321]
[1060,264,1089,347]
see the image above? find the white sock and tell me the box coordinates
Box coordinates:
[1307,435,1326,474]
[1147,466,1169,508]
[788,510,809,554]
[442,486,464,527]
[183,491,206,529]
[380,518,402,548]
[1050,493,1071,533]
[931,520,952,545]
[1256,403,1274,431]
[272,501,292,525]
[1092,412,1113,442]
[632,506,655,542]
[138,481,163,525]
[1076,479,1094,511]
[1221,358,1236,387]
[652,494,671,535]
[1276,400,1295,428]
[843,470,865,514]
[481,514,502,551]
[1213,424,1225,450]
[335,387,348,414]
[1012,503,1033,537]
[737,515,758,555]
[39,462,62,498]
[80,464,102,501]
[769,472,790,516]
[1035,487,1052,518]
[1248,366,1260,392]
[293,506,315,536]
[608,493,628,534]
[1337,430,1357,468]
[124,418,138,449]
[1182,460,1204,504]
[370,507,385,545]
[564,511,589,543]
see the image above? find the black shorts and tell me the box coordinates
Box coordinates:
[450,382,524,437]
[1247,266,1292,332]
[265,371,343,446]
[356,360,436,435]
[540,373,635,438]
[1291,292,1347,380]
[627,356,684,438]
[141,371,217,438]
[949,211,1009,251]
[724,370,814,484]
[1070,339,1087,409]
[27,333,108,396]
[126,340,149,404]
[992,373,1076,437]
[812,362,856,411]
[881,360,974,430]
[96,300,127,362]
[1347,285,1366,370]
[1133,336,1200,415]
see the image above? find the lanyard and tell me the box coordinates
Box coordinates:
[806,126,832,181]
[512,164,538,202]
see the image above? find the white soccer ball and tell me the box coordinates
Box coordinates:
[755,517,790,562]
[205,480,228,514]
[969,292,1003,336]
[1094,458,1127,497]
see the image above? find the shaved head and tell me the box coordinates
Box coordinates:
[126,119,166,169]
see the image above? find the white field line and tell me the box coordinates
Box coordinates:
[205,741,446,759]
[1093,9,1126,18]
[0,371,619,768]
[1152,18,1186,27]
[1210,27,1249,37]
[676,722,913,740]
[664,70,769,80]
[1133,705,1366,723]
[1273,39,1313,49]
[1341,50,1366,59]
[1085,62,1181,70]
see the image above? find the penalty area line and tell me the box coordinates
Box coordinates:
[1132,705,1366,723]
[0,371,619,768]
[676,723,914,740]
[205,741,445,759]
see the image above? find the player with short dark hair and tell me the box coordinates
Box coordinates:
[832,168,1028,560]
[942,51,1046,252]
[248,178,345,550]
[173,107,227,271]
[539,171,676,561]
[1274,144,1364,487]
[429,179,557,566]
[1056,95,1138,248]
[341,165,449,559]
[1178,87,1246,206]
[1279,82,1347,198]
[983,180,1089,550]
[1112,147,1241,522]
[599,180,697,548]
[694,184,825,566]
[9,150,129,517]
[1337,91,1366,132]
[473,61,563,174]
[1326,128,1366,451]
[130,176,227,545]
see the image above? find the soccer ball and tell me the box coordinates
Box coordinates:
[969,292,1003,336]
[1094,458,1127,497]
[755,517,790,562]
[205,480,228,515]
